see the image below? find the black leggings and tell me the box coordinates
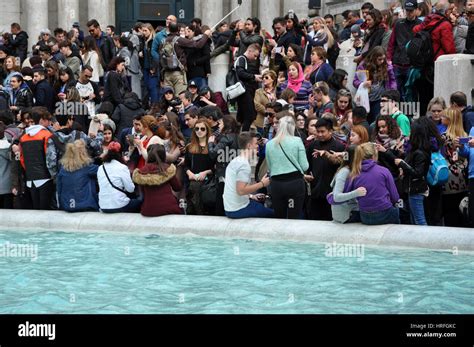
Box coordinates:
[30,180,54,210]
[270,176,306,219]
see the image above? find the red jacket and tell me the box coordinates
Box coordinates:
[413,14,456,62]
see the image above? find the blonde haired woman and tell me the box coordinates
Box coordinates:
[57,140,99,212]
[440,107,469,226]
[266,116,309,219]
[302,17,335,66]
[345,142,400,225]
[141,23,160,104]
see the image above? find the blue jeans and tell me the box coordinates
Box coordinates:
[360,206,400,225]
[226,200,274,219]
[101,198,143,213]
[394,65,410,102]
[189,77,208,90]
[409,194,427,225]
[144,69,160,104]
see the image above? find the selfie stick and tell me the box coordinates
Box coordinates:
[211,0,243,31]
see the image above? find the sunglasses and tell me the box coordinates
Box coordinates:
[195,127,207,132]
[265,112,275,117]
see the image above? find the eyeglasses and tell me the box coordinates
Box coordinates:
[195,127,207,132]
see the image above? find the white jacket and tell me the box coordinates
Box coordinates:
[98,160,135,210]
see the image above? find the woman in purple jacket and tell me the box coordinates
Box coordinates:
[346,142,400,225]
[353,46,397,124]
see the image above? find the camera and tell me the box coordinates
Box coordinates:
[169,97,182,108]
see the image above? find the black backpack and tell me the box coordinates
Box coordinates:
[406,18,447,68]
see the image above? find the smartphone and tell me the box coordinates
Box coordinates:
[275,46,283,54]
[459,137,471,144]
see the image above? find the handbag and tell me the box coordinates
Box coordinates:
[226,56,247,101]
[102,164,136,199]
[189,153,217,208]
[199,175,218,208]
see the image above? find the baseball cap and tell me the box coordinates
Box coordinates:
[187,81,198,89]
[72,22,80,28]
[404,0,417,11]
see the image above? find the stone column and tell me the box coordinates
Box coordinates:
[88,0,115,28]
[258,0,280,33]
[58,0,80,31]
[209,52,230,98]
[1,0,20,33]
[201,0,223,28]
[231,0,252,22]
[435,54,474,111]
[194,0,202,21]
[25,0,48,46]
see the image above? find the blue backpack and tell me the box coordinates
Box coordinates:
[426,151,449,186]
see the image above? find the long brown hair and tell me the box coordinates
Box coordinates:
[146,144,167,174]
[365,46,388,83]
[187,118,211,154]
[162,120,184,150]
[350,142,378,178]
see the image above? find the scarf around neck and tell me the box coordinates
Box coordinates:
[287,63,305,93]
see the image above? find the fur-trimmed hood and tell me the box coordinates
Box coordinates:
[132,164,176,186]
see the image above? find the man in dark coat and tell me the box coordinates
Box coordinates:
[111,92,145,135]
[32,67,55,114]
[5,23,29,64]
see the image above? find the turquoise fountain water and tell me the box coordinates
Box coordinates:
[0,230,472,314]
